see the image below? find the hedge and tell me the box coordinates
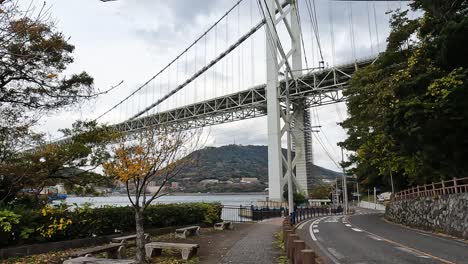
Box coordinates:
[0,202,222,248]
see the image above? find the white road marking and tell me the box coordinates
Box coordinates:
[327,247,345,260]
[313,229,319,233]
[351,228,363,232]
[313,225,318,228]
[309,217,328,241]
[395,247,432,259]
[367,235,383,241]
[324,216,342,223]
[345,224,352,227]
[297,220,308,230]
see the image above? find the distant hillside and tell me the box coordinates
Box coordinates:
[173,145,342,184]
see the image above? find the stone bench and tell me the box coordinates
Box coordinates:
[175,225,200,239]
[214,221,234,231]
[64,256,136,264]
[69,242,126,259]
[112,233,150,243]
[145,242,199,260]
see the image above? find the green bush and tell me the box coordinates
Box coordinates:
[0,202,221,248]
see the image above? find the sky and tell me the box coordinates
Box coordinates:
[18,0,412,172]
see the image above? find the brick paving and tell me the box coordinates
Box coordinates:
[220,218,282,264]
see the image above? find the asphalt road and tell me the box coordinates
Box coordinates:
[295,208,468,264]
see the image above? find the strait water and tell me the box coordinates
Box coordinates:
[58,194,268,207]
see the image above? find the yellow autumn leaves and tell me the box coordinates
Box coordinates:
[103,144,157,182]
[38,205,73,238]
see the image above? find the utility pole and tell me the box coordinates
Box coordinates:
[335,176,339,206]
[373,187,377,209]
[341,147,348,214]
[285,89,294,215]
[389,167,395,194]
[357,181,360,205]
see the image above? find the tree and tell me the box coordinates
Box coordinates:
[0,0,124,205]
[340,1,468,191]
[0,121,115,205]
[103,129,200,263]
[310,185,332,199]
[0,0,121,162]
[0,1,95,111]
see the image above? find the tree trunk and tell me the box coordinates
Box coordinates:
[135,208,146,263]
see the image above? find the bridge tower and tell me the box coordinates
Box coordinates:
[265,0,312,202]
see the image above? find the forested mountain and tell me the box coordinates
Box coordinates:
[173,145,342,183]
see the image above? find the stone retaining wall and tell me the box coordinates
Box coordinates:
[385,192,468,239]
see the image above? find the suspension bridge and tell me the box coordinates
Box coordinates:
[83,0,408,202]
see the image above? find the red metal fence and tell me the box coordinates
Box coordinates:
[393,177,468,201]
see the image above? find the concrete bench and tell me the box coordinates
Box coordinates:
[69,242,126,259]
[214,221,234,231]
[145,242,199,260]
[175,225,200,239]
[64,256,136,264]
[112,233,150,243]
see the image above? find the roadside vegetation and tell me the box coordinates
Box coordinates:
[341,0,468,192]
[274,231,288,264]
[0,202,221,248]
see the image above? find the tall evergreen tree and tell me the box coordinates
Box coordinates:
[340,0,468,191]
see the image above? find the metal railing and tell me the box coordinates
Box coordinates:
[221,205,285,223]
[393,177,468,201]
[290,205,344,225]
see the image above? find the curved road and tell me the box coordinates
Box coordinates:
[295,208,468,264]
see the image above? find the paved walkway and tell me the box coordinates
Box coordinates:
[220,218,282,264]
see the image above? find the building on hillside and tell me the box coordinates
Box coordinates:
[55,184,66,193]
[171,182,179,189]
[241,177,258,183]
[200,179,219,184]
[95,186,112,194]
[147,185,166,194]
[219,180,234,184]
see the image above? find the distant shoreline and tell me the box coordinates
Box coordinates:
[67,192,268,198]
[167,192,267,196]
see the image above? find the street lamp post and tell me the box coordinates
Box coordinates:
[341,147,348,214]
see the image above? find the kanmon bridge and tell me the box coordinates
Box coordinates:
[76,0,406,205]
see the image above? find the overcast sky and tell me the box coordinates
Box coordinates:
[19,0,412,172]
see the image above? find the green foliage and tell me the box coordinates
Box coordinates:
[0,202,221,248]
[283,191,308,205]
[0,210,20,232]
[310,185,333,199]
[274,231,287,264]
[0,121,115,204]
[340,0,468,191]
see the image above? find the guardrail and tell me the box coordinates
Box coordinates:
[290,205,344,225]
[221,205,284,222]
[393,177,468,201]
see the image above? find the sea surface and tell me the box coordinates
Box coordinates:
[58,194,268,207]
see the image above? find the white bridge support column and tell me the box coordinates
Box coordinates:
[292,101,309,197]
[266,0,282,201]
[290,0,309,197]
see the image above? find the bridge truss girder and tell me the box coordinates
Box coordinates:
[112,59,371,134]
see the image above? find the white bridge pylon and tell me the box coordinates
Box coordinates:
[264,0,309,202]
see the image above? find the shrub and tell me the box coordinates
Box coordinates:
[1,202,221,248]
